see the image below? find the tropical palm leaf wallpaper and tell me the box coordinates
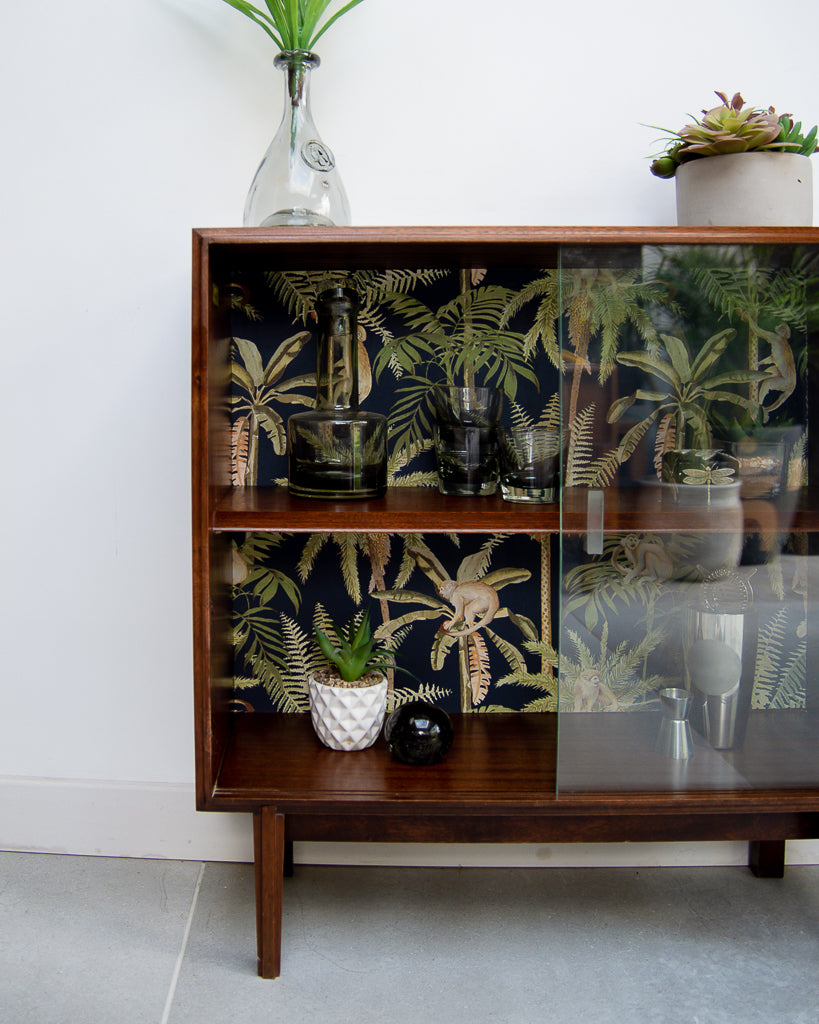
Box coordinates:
[232,529,554,713]
[224,245,815,716]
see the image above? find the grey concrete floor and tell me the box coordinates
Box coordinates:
[1,852,817,1024]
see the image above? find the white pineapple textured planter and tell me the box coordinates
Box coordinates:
[676,152,813,226]
[308,672,388,751]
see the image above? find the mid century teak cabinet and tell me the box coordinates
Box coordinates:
[192,226,819,977]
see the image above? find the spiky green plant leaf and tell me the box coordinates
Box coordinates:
[219,0,365,51]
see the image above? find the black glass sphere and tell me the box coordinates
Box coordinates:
[384,701,454,765]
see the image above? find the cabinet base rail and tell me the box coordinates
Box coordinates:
[251,807,817,979]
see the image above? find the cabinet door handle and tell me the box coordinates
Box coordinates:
[586,489,604,555]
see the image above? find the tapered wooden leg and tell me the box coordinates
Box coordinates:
[253,807,286,978]
[748,839,786,878]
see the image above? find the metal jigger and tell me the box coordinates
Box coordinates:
[685,568,755,750]
[656,687,694,760]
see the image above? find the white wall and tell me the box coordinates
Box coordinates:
[1,0,817,866]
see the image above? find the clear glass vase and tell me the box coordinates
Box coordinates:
[243,51,351,228]
[287,286,387,499]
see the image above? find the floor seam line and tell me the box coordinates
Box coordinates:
[159,861,205,1024]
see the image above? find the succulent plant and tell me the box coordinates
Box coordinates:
[314,609,393,684]
[650,91,818,179]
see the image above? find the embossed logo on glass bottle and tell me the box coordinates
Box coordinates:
[301,140,335,172]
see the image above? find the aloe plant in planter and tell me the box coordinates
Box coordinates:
[314,608,393,682]
[309,609,393,750]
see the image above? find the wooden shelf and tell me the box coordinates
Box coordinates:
[212,485,559,533]
[209,710,819,816]
[558,710,819,798]
[561,485,814,536]
[210,484,816,535]
[213,712,557,811]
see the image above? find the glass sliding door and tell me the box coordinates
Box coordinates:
[557,240,819,795]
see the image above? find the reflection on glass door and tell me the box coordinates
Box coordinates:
[557,242,818,794]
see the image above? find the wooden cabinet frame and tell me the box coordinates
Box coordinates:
[192,227,819,977]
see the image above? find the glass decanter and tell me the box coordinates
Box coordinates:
[243,51,351,228]
[287,286,387,499]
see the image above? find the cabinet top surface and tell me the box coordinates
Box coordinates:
[193,226,819,271]
[193,225,819,244]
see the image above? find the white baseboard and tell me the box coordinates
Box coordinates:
[0,776,253,863]
[2,776,817,868]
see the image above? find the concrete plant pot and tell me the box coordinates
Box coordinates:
[676,152,813,226]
